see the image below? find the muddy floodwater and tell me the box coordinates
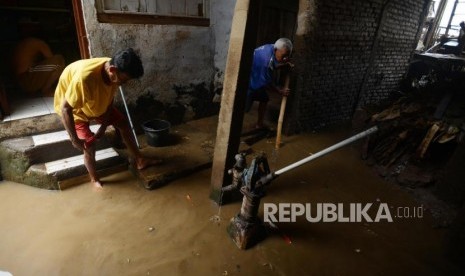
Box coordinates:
[0,126,462,275]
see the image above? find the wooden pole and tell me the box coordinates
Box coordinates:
[210,0,259,204]
[275,74,290,149]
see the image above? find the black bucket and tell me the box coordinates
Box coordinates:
[142,119,171,147]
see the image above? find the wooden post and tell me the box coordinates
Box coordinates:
[210,0,259,204]
[275,74,290,149]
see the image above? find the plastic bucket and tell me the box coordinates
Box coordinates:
[142,119,171,147]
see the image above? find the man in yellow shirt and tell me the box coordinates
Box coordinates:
[54,48,161,189]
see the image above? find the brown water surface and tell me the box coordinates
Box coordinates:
[0,128,461,275]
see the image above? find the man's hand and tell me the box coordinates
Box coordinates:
[276,59,295,69]
[286,61,295,69]
[70,137,85,151]
[278,87,291,97]
[94,124,108,140]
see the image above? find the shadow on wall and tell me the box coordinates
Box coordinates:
[123,82,220,134]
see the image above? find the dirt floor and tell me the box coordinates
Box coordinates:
[0,122,463,276]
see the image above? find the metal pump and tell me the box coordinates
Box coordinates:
[223,126,379,249]
[224,152,273,249]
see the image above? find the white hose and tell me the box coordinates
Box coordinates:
[274,126,378,176]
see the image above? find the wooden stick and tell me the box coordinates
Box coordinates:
[275,74,290,149]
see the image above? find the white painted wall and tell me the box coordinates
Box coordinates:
[81,0,222,106]
[210,0,237,93]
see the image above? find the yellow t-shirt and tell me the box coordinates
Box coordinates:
[54,57,117,122]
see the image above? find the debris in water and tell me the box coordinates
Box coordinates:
[262,263,274,270]
[148,226,155,232]
[209,215,221,223]
[127,258,131,263]
[283,234,292,244]
[266,221,292,244]
[186,194,195,206]
[355,249,361,253]
[222,270,228,275]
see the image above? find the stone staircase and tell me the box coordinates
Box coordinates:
[0,115,127,190]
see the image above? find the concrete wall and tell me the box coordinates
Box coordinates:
[211,0,237,95]
[80,0,428,132]
[290,0,429,131]
[80,0,234,126]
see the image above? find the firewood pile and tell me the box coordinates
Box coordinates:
[361,87,465,189]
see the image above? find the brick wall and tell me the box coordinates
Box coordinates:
[290,0,429,131]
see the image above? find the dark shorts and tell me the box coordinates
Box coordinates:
[246,87,269,112]
[75,107,124,145]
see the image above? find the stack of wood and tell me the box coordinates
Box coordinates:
[362,90,465,188]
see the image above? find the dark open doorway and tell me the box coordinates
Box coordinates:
[256,0,298,46]
[251,0,298,127]
[0,0,82,122]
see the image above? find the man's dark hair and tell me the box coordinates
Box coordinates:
[110,48,144,78]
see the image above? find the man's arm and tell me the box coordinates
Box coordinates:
[61,98,84,151]
[270,61,293,96]
[267,84,290,97]
[93,101,113,140]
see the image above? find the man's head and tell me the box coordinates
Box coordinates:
[108,48,144,85]
[274,38,293,63]
[460,21,465,29]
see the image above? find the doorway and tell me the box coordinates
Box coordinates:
[0,0,82,122]
[249,0,298,127]
[256,0,298,46]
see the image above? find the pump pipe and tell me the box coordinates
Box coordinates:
[275,126,378,175]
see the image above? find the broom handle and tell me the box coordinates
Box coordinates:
[275,74,290,149]
[119,86,140,149]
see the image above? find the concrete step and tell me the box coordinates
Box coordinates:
[0,125,118,164]
[0,125,126,190]
[27,148,127,190]
[0,113,63,141]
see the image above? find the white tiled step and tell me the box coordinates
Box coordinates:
[45,148,119,174]
[1,97,55,122]
[32,125,100,146]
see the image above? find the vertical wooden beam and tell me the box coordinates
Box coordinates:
[71,0,90,59]
[210,0,259,204]
[425,0,447,49]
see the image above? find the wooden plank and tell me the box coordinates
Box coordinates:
[129,118,216,189]
[97,12,210,26]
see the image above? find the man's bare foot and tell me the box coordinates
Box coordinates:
[92,180,104,190]
[136,157,163,170]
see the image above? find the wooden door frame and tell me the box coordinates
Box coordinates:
[71,0,90,59]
